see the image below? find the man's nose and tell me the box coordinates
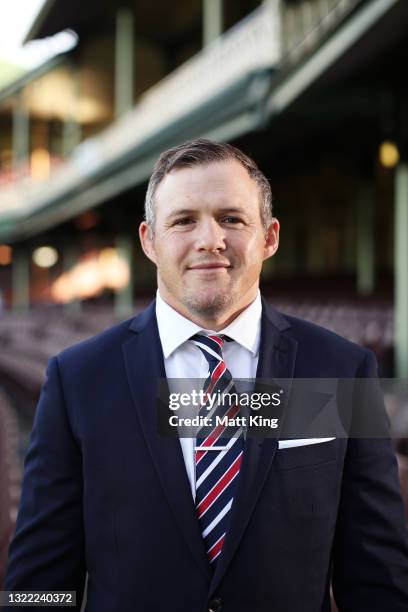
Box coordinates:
[196,219,226,251]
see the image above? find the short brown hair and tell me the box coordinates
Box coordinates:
[145,138,272,232]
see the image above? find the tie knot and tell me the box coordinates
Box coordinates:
[190,333,225,364]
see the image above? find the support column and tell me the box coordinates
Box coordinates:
[62,64,81,157]
[356,186,375,295]
[12,93,30,178]
[12,247,30,313]
[62,120,82,158]
[114,7,134,118]
[394,162,408,377]
[203,0,223,47]
[115,235,134,318]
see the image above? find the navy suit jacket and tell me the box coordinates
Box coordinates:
[5,299,408,611]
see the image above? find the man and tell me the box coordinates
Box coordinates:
[5,139,408,611]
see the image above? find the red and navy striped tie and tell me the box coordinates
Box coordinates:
[190,333,244,566]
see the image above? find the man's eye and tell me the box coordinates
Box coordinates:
[222,217,242,224]
[174,218,194,226]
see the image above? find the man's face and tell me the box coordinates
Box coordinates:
[139,160,279,325]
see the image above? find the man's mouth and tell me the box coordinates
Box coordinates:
[188,262,231,270]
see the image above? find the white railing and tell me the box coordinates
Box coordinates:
[281,0,364,63]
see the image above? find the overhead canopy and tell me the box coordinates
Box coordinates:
[25,0,203,43]
[24,0,111,42]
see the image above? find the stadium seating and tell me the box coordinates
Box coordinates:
[0,299,395,392]
[0,389,21,587]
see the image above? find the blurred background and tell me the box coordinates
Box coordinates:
[0,0,407,595]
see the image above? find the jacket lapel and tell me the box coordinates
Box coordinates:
[209,298,298,597]
[122,302,212,583]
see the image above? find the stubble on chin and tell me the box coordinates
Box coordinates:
[182,290,232,319]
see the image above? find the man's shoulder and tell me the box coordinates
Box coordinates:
[282,311,364,354]
[269,306,375,376]
[263,299,363,352]
[56,302,155,367]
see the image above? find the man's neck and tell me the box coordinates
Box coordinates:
[184,304,253,331]
[157,292,259,331]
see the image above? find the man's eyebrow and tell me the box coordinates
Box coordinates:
[165,206,248,220]
[216,207,247,214]
[165,209,196,220]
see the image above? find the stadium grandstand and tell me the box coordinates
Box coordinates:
[0,0,408,592]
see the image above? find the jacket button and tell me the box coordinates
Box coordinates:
[208,598,222,612]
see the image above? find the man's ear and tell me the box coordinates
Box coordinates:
[139,221,157,265]
[263,218,280,261]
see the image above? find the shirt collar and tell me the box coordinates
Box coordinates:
[155,290,262,359]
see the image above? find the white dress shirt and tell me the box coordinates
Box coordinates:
[155,290,262,499]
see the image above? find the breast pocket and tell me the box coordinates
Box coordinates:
[276,438,340,470]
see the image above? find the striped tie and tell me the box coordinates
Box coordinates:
[190,333,244,566]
